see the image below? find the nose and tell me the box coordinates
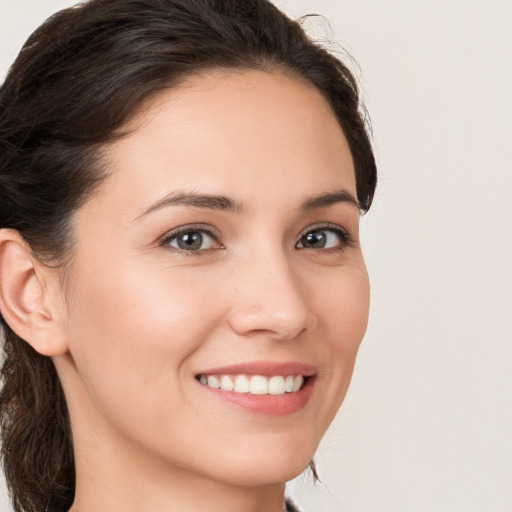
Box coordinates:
[227,252,317,341]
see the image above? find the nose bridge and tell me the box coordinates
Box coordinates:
[228,245,315,340]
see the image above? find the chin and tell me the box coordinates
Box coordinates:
[202,440,318,487]
[217,463,311,488]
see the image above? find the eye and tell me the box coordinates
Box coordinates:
[296,225,350,250]
[162,227,221,252]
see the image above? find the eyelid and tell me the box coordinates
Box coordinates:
[295,222,353,249]
[159,223,223,250]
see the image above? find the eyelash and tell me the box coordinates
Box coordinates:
[160,223,353,254]
[160,224,222,255]
[296,223,353,252]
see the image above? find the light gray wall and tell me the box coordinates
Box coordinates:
[1,1,511,511]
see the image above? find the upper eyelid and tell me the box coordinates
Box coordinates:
[295,223,354,250]
[160,224,220,239]
[160,224,221,242]
[297,222,350,239]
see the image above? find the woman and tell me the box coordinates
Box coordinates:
[0,1,377,511]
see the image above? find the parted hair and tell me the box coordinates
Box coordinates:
[0,1,377,511]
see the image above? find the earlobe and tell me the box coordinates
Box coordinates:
[0,229,68,356]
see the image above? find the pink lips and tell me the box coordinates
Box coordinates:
[196,361,316,416]
[197,361,316,377]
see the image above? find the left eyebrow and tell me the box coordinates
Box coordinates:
[301,189,360,211]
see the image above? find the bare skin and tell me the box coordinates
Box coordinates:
[0,69,369,512]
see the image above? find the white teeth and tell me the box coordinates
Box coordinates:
[220,375,234,391]
[249,375,268,395]
[268,376,286,395]
[207,375,220,389]
[292,375,304,392]
[199,374,307,395]
[234,375,250,393]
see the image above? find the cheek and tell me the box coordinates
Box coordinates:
[334,274,370,354]
[314,264,370,408]
[317,261,370,349]
[64,259,224,415]
[71,256,220,343]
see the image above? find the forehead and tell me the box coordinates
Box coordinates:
[95,69,356,214]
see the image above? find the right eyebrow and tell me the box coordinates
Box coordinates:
[134,190,244,221]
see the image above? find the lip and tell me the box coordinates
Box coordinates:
[195,361,317,416]
[196,361,317,377]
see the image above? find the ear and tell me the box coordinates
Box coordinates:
[0,229,69,356]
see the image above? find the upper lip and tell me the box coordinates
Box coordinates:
[196,361,317,377]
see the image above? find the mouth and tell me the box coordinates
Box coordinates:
[196,373,308,395]
[194,362,316,415]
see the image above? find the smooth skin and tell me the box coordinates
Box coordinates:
[0,69,370,512]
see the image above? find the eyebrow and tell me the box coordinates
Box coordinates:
[300,189,360,211]
[135,187,360,221]
[135,190,243,220]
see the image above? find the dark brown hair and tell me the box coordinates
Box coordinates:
[0,1,377,511]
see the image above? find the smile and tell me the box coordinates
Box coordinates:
[197,374,306,395]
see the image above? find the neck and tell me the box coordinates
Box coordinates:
[71,471,285,512]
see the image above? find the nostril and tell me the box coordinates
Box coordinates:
[227,305,314,341]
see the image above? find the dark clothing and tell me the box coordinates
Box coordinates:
[284,497,301,511]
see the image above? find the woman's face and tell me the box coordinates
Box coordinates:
[56,69,370,486]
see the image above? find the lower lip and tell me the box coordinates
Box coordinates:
[199,377,315,416]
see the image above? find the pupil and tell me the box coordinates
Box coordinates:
[177,232,202,250]
[303,230,326,248]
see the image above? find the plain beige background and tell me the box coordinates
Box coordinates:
[1,1,511,511]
